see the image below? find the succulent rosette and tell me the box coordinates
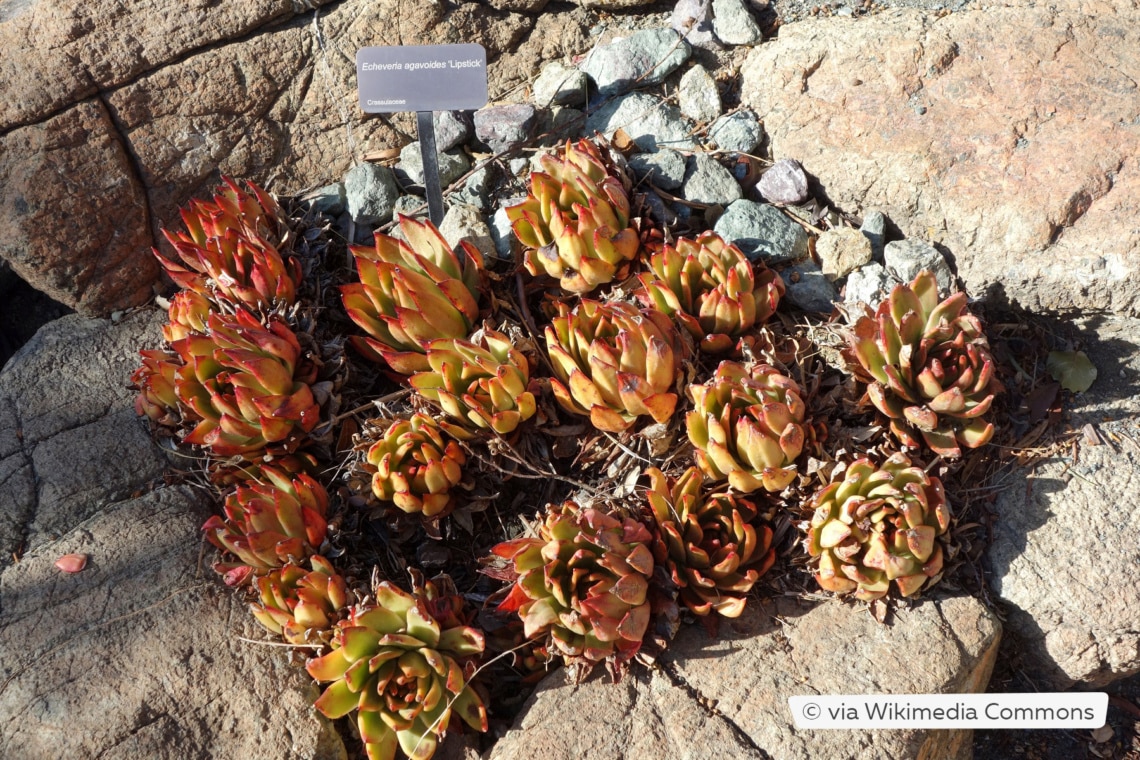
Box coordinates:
[162,289,213,342]
[172,308,320,458]
[250,555,349,644]
[644,467,775,617]
[409,330,536,439]
[848,270,1000,457]
[306,581,488,760]
[507,139,640,293]
[545,299,681,432]
[638,232,785,353]
[367,414,466,518]
[202,466,329,585]
[492,502,655,667]
[686,361,807,493]
[805,453,950,600]
[132,349,181,424]
[341,215,484,374]
[157,177,300,309]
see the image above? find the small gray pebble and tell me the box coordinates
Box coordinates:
[585,92,696,153]
[307,183,346,216]
[434,111,473,152]
[713,199,808,264]
[474,104,538,153]
[439,204,496,261]
[580,29,692,98]
[678,64,722,122]
[860,210,887,261]
[392,195,429,220]
[708,111,763,154]
[712,0,764,46]
[784,259,839,312]
[671,0,719,48]
[533,61,588,107]
[398,142,471,188]
[883,239,955,292]
[629,149,688,191]
[844,262,898,307]
[344,163,400,225]
[682,153,743,206]
[490,201,525,260]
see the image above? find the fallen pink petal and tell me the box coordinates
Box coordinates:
[54,554,88,574]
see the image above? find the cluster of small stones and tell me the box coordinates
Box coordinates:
[313,3,945,321]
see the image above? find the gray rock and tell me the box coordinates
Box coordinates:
[306,182,346,216]
[353,222,376,246]
[453,164,497,212]
[713,199,809,264]
[883,238,955,292]
[816,227,873,281]
[642,190,679,226]
[629,149,687,191]
[0,311,345,759]
[783,258,839,312]
[682,153,742,206]
[344,162,400,225]
[392,195,429,220]
[860,209,887,261]
[528,151,548,175]
[398,142,471,188]
[0,311,168,560]
[989,416,1140,687]
[671,0,718,48]
[708,110,763,154]
[712,0,764,46]
[533,60,588,107]
[843,262,897,307]
[490,204,521,261]
[547,106,584,136]
[586,92,696,153]
[439,203,496,261]
[508,157,530,177]
[580,29,691,98]
[678,64,721,122]
[474,104,538,153]
[757,158,809,205]
[433,110,473,152]
[491,596,1001,760]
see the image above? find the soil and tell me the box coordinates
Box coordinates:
[0,263,74,368]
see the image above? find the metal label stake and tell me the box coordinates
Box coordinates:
[417,111,445,226]
[355,44,488,228]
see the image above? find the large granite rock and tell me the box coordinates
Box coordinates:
[0,311,168,559]
[493,596,1001,760]
[0,100,155,317]
[740,2,1140,316]
[0,0,537,317]
[0,311,344,759]
[0,0,337,130]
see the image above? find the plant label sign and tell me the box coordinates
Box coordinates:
[356,44,488,113]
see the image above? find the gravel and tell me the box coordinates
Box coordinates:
[708,111,763,153]
[629,149,688,190]
[883,238,955,292]
[713,199,808,264]
[682,153,742,206]
[344,163,400,225]
[580,28,691,98]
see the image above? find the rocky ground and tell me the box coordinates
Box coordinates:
[2,0,1139,758]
